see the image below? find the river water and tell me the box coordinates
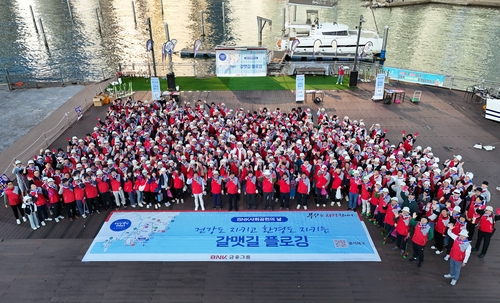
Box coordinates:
[1,0,499,86]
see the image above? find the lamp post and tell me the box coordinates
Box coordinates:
[147,18,157,77]
[349,15,365,87]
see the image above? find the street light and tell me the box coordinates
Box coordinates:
[146,17,157,77]
[349,15,365,87]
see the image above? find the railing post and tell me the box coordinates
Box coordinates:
[43,132,48,147]
[66,113,71,128]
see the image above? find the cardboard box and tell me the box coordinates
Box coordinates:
[93,95,104,107]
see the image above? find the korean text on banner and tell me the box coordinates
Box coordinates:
[296,74,305,102]
[150,77,161,100]
[373,74,385,100]
[215,48,267,77]
[382,66,445,87]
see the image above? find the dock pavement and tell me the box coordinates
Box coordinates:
[0,81,499,302]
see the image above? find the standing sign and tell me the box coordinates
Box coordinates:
[296,74,305,102]
[150,77,161,100]
[373,73,385,100]
[75,106,83,120]
[0,174,10,194]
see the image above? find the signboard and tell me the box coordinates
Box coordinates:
[150,77,161,100]
[373,73,385,100]
[485,98,500,122]
[0,174,10,194]
[382,66,445,87]
[83,211,380,262]
[296,74,305,102]
[216,48,267,77]
[75,106,82,120]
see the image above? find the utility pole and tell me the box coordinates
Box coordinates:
[350,15,364,87]
[147,17,157,77]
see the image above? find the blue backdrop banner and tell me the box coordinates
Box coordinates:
[83,211,380,262]
[382,66,445,86]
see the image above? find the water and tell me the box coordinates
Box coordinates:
[1,0,499,86]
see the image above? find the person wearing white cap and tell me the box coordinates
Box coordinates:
[444,228,471,285]
[408,213,434,268]
[186,171,205,211]
[382,197,400,244]
[474,205,500,258]
[210,171,223,210]
[22,195,40,230]
[3,181,27,225]
[12,160,29,195]
[432,208,450,255]
[244,171,258,210]
[392,206,412,257]
[444,212,467,261]
[262,170,275,210]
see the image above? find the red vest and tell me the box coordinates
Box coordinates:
[47,186,60,203]
[297,179,309,194]
[110,176,121,191]
[434,215,450,234]
[262,177,274,193]
[31,190,47,207]
[84,181,98,199]
[384,206,398,226]
[211,178,222,194]
[123,179,133,193]
[4,187,21,206]
[73,185,85,201]
[226,178,239,194]
[97,178,110,193]
[191,177,203,194]
[412,223,431,246]
[450,239,470,262]
[396,215,411,236]
[245,178,257,194]
[478,214,495,233]
[61,187,75,203]
[173,174,184,189]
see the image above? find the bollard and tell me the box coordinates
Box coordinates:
[66,0,73,19]
[164,22,170,41]
[132,1,137,24]
[95,7,102,35]
[29,5,38,33]
[38,18,49,49]
[160,0,164,15]
[200,10,205,36]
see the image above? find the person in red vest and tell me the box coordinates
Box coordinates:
[432,208,450,255]
[73,176,87,218]
[383,197,400,244]
[171,169,185,205]
[187,171,205,211]
[296,172,310,210]
[47,178,63,222]
[444,228,471,286]
[465,194,486,241]
[474,205,500,258]
[329,167,344,208]
[315,165,330,208]
[211,171,223,210]
[335,64,345,85]
[277,174,291,211]
[261,170,275,210]
[3,181,26,225]
[84,173,100,214]
[123,172,138,208]
[392,206,411,257]
[245,171,257,210]
[29,183,49,226]
[409,213,434,267]
[59,178,77,221]
[225,172,241,211]
[96,170,111,210]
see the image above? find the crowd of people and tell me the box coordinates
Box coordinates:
[2,95,499,285]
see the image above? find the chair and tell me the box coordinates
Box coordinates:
[410,90,422,103]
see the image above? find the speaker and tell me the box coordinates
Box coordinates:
[349,71,358,87]
[167,72,176,91]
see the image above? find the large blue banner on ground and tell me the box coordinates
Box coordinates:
[382,66,445,86]
[83,211,380,262]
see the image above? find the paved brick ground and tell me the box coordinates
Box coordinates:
[0,81,499,302]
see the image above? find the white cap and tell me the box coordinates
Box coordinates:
[453,189,461,194]
[96,170,103,175]
[382,188,389,193]
[28,160,34,164]
[23,196,32,202]
[454,155,462,161]
[459,230,469,237]
[48,178,54,183]
[453,206,461,212]
[485,206,493,212]
[402,207,410,213]
[15,160,22,164]
[264,170,271,175]
[391,197,398,201]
